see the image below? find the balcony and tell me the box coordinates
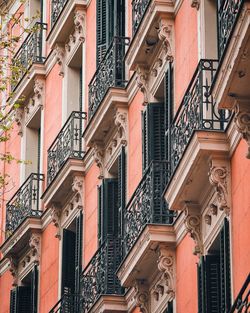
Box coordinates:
[212,0,250,109]
[117,161,176,289]
[5,173,44,239]
[49,293,80,313]
[47,111,86,186]
[164,60,231,211]
[88,37,130,120]
[11,23,46,91]
[229,273,250,313]
[80,237,124,312]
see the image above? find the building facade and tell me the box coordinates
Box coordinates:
[0,0,249,312]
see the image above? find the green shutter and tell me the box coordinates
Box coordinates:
[205,255,221,313]
[31,265,38,313]
[37,128,41,174]
[61,229,76,295]
[220,218,231,312]
[197,256,206,313]
[96,0,125,65]
[75,212,83,294]
[79,67,83,112]
[16,286,32,313]
[165,63,173,162]
[118,146,126,237]
[98,179,119,244]
[10,288,17,313]
[142,103,165,171]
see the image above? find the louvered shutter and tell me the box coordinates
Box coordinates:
[165,301,173,313]
[96,0,108,65]
[31,265,38,313]
[16,286,32,313]
[75,212,83,294]
[98,184,104,245]
[104,179,118,239]
[197,256,206,313]
[142,103,165,171]
[118,146,126,237]
[61,229,76,295]
[220,218,231,313]
[10,288,17,313]
[79,67,83,112]
[205,255,221,313]
[165,63,173,162]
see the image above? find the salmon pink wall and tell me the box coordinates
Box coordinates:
[128,92,143,198]
[39,223,59,313]
[176,234,198,313]
[0,270,12,313]
[84,162,99,265]
[174,0,198,110]
[85,0,97,113]
[231,139,250,296]
[43,64,63,184]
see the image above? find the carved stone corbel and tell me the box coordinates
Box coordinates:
[114,109,128,146]
[190,0,200,10]
[93,143,105,179]
[184,203,203,256]
[158,21,173,63]
[209,159,230,215]
[233,100,250,159]
[55,44,65,77]
[134,279,150,313]
[29,233,41,265]
[136,66,149,105]
[32,77,45,109]
[72,176,84,207]
[157,245,175,299]
[8,255,18,286]
[14,107,24,136]
[50,202,62,239]
[74,10,85,43]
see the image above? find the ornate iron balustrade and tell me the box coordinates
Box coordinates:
[217,0,244,59]
[132,0,151,34]
[88,36,130,120]
[49,293,80,313]
[80,237,123,312]
[47,111,86,185]
[51,0,68,27]
[5,173,44,238]
[168,59,231,178]
[11,23,47,91]
[229,273,250,313]
[123,161,175,253]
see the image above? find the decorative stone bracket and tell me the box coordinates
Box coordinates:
[134,279,150,313]
[208,158,230,215]
[157,244,175,299]
[233,99,250,159]
[184,202,203,256]
[55,10,85,76]
[157,20,174,63]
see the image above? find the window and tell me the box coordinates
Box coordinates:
[61,213,83,295]
[197,218,231,313]
[97,147,126,245]
[10,266,38,313]
[96,0,125,65]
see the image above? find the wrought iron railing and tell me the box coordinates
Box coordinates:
[229,273,250,313]
[80,237,123,312]
[88,36,130,120]
[11,22,47,91]
[47,111,86,185]
[51,0,68,27]
[167,59,231,179]
[5,173,44,238]
[123,161,175,253]
[132,0,151,34]
[49,293,80,313]
[217,0,244,59]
